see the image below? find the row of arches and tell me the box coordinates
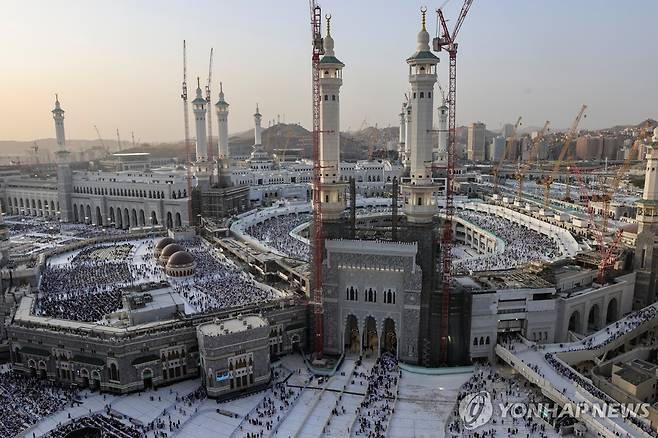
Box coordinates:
[345,287,397,304]
[6,197,58,217]
[344,315,397,357]
[568,298,618,334]
[73,186,187,200]
[71,204,182,229]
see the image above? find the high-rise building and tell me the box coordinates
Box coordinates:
[488,136,506,162]
[467,122,486,161]
[575,135,603,160]
[501,123,514,138]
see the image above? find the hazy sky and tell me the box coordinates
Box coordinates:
[2,0,657,143]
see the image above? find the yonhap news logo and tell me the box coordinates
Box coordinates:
[458,390,651,431]
[458,390,493,430]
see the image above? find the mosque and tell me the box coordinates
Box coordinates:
[1,9,657,410]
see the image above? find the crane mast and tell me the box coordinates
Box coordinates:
[434,0,473,365]
[542,105,587,209]
[181,40,193,225]
[206,48,214,162]
[309,0,325,358]
[93,125,107,155]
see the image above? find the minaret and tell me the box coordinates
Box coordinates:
[398,102,407,164]
[402,9,439,223]
[318,14,347,220]
[633,126,658,306]
[254,104,262,146]
[436,99,448,162]
[404,100,412,172]
[215,82,230,159]
[192,78,208,162]
[52,95,73,222]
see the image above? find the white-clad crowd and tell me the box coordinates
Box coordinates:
[455,209,561,273]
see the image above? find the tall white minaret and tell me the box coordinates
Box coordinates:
[317,15,347,220]
[638,127,658,233]
[53,95,73,222]
[402,8,439,223]
[404,100,412,172]
[436,99,448,162]
[53,94,66,150]
[192,78,208,162]
[254,104,262,146]
[398,102,407,164]
[215,82,230,159]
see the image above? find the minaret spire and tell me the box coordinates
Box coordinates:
[421,6,427,31]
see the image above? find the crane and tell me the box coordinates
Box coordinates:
[309,0,325,359]
[514,120,550,201]
[131,131,136,149]
[205,48,214,161]
[493,116,522,194]
[595,123,654,283]
[541,105,587,209]
[93,125,107,154]
[32,141,39,164]
[116,129,122,151]
[433,0,473,365]
[181,40,193,226]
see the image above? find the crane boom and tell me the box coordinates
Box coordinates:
[542,105,586,209]
[515,120,550,200]
[181,40,192,226]
[93,125,107,154]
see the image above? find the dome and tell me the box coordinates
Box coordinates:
[160,243,185,259]
[155,237,175,250]
[167,250,195,267]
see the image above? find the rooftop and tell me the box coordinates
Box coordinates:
[198,314,268,336]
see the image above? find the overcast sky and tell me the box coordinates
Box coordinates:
[2,0,657,142]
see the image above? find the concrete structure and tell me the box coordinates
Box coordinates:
[467,122,486,162]
[197,314,271,399]
[611,360,658,403]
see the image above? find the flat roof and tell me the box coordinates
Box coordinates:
[198,315,267,336]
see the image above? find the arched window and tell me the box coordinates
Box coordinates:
[332,95,336,101]
[473,338,478,346]
[485,336,490,345]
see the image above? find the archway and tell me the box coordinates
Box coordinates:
[150,211,158,226]
[116,211,123,229]
[606,298,618,324]
[142,368,153,389]
[175,212,182,227]
[38,360,47,379]
[91,370,101,391]
[363,316,378,354]
[344,315,360,354]
[123,208,130,229]
[73,205,79,223]
[588,304,600,332]
[80,368,89,388]
[109,207,115,225]
[95,206,102,226]
[85,205,92,223]
[139,210,146,226]
[166,212,173,229]
[382,318,397,356]
[131,209,137,227]
[568,310,581,334]
[79,205,85,223]
[291,334,300,352]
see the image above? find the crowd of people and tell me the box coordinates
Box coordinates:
[353,353,399,437]
[0,370,79,437]
[43,413,142,438]
[246,213,310,261]
[447,363,556,438]
[171,246,280,314]
[455,209,561,272]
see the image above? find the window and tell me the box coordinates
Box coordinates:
[413,92,416,98]
[332,95,336,101]
[428,92,431,98]
[420,92,424,98]
[324,95,328,101]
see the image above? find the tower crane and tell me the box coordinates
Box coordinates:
[514,120,550,201]
[596,123,654,283]
[116,129,122,151]
[205,48,214,161]
[541,105,587,209]
[93,125,107,154]
[32,141,39,164]
[433,0,473,364]
[181,40,193,225]
[131,131,136,149]
[492,116,522,194]
[309,0,325,358]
